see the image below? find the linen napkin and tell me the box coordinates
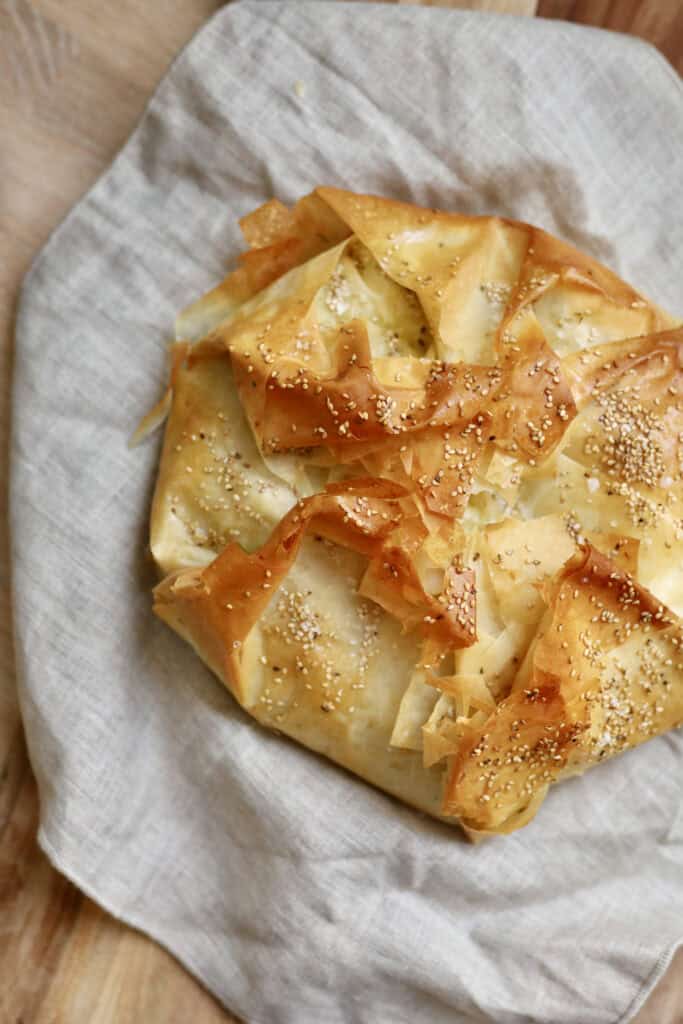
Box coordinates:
[11,3,683,1022]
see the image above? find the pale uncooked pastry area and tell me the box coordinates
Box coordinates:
[2,2,683,1022]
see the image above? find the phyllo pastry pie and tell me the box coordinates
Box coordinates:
[142,188,683,836]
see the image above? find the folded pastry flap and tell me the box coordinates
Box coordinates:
[217,241,350,410]
[259,318,496,449]
[426,672,496,715]
[483,448,523,504]
[501,225,673,354]
[437,219,530,365]
[461,787,551,841]
[516,452,640,563]
[359,546,476,649]
[422,725,462,771]
[560,332,683,488]
[149,351,303,577]
[562,328,683,406]
[515,223,646,304]
[176,193,351,341]
[483,514,638,614]
[213,236,349,356]
[364,425,489,522]
[390,668,442,751]
[175,243,350,499]
[558,330,683,611]
[492,312,577,462]
[534,288,672,361]
[155,506,457,817]
[451,533,519,699]
[421,692,458,764]
[239,198,298,247]
[443,544,683,833]
[256,320,424,452]
[456,520,602,704]
[240,193,350,253]
[314,239,436,358]
[483,514,576,618]
[452,516,636,706]
[421,688,493,768]
[154,482,477,702]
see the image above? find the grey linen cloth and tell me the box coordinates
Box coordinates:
[10,3,683,1022]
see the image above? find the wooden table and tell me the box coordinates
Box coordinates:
[2,2,682,1021]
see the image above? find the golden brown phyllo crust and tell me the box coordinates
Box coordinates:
[146,188,683,836]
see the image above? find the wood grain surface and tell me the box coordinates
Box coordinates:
[536,0,683,75]
[1,2,682,1022]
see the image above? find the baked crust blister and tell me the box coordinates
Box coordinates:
[145,188,683,836]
